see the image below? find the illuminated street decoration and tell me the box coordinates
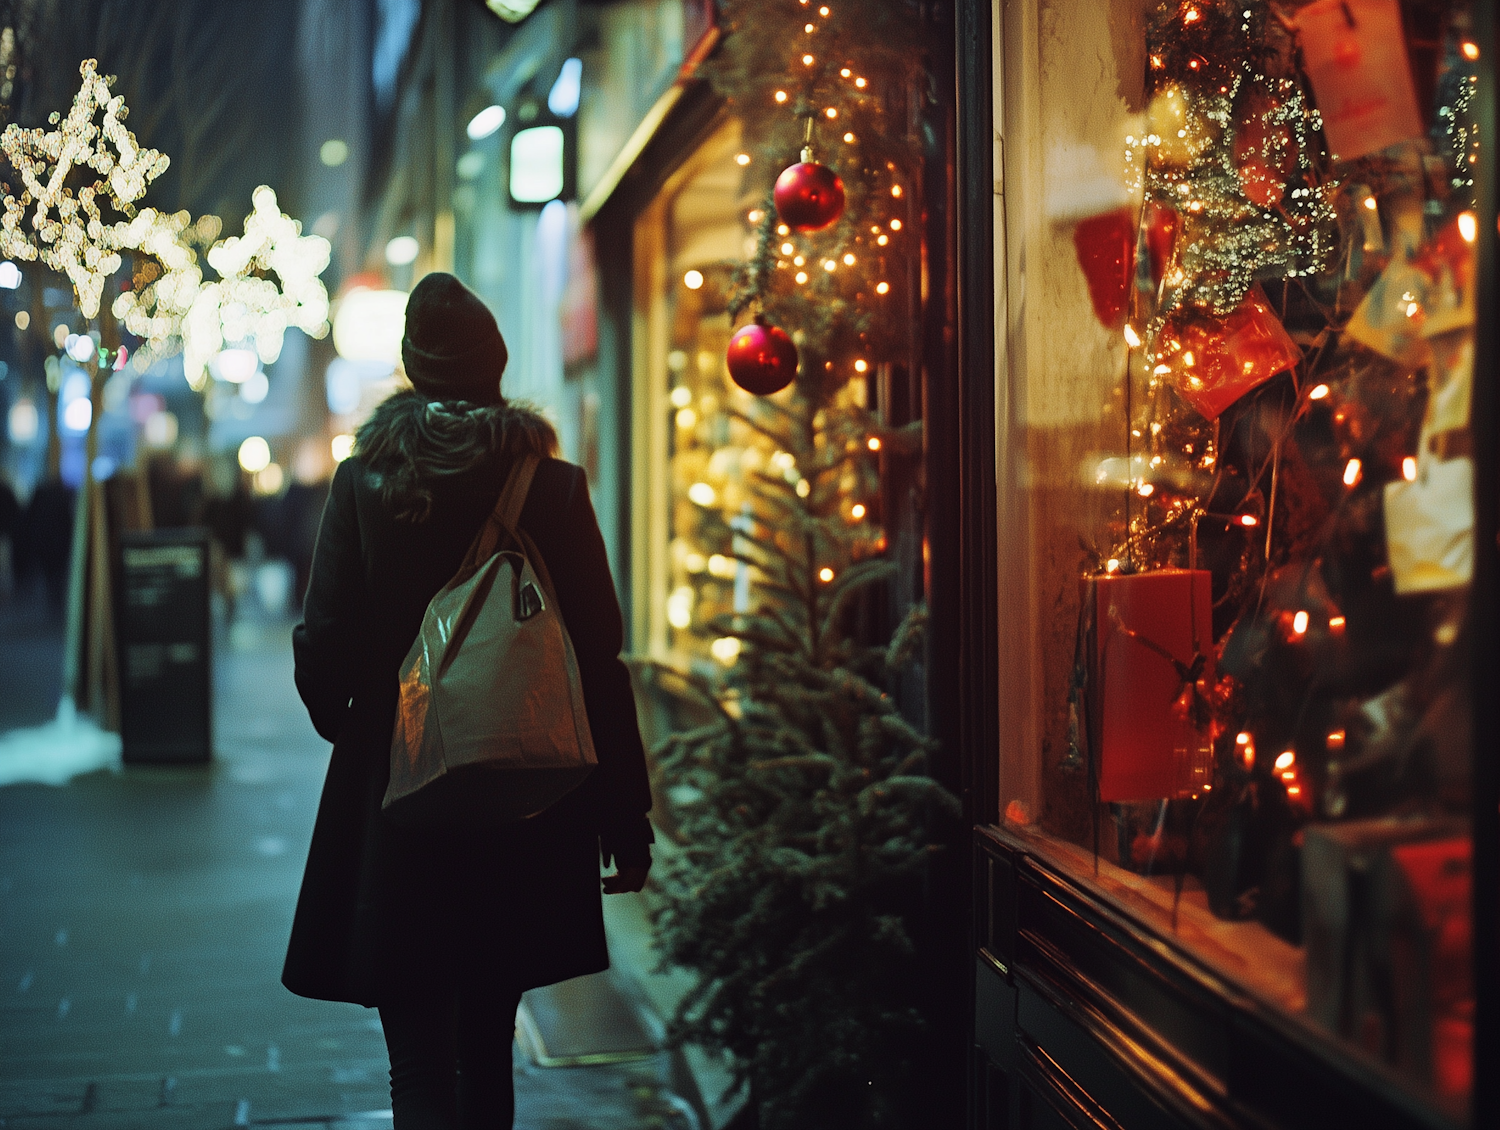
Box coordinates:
[0,59,170,317]
[176,186,331,389]
[110,208,204,366]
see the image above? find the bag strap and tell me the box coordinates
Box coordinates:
[462,454,541,573]
[495,454,540,536]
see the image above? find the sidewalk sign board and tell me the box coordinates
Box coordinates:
[117,529,212,764]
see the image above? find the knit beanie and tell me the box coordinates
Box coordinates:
[400,272,508,403]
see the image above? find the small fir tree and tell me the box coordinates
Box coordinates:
[647,2,958,1127]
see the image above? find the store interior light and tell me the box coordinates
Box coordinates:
[331,433,355,462]
[319,139,349,167]
[547,58,582,118]
[61,396,92,433]
[0,261,19,288]
[239,435,272,474]
[385,235,420,266]
[510,126,565,203]
[7,399,38,444]
[333,288,407,364]
[466,104,506,140]
[64,333,95,363]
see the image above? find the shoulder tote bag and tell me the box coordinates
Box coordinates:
[383,455,597,827]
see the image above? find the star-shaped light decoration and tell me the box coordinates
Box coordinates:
[0,59,169,317]
[111,211,222,371]
[180,185,331,389]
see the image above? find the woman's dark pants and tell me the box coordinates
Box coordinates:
[379,984,524,1129]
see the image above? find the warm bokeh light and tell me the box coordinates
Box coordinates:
[238,435,272,474]
[330,433,354,462]
[683,269,704,289]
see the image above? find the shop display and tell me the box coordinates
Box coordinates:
[1072,206,1136,330]
[1022,0,1483,1109]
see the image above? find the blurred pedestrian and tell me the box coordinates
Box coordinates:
[14,478,74,610]
[283,273,653,1130]
[0,474,18,600]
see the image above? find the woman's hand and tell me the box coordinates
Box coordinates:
[602,864,649,894]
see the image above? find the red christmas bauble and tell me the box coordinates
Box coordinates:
[727,317,799,395]
[773,161,845,232]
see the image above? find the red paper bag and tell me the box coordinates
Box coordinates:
[1160,284,1302,421]
[1297,0,1424,161]
[1089,569,1214,802]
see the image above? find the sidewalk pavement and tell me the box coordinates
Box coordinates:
[0,609,720,1130]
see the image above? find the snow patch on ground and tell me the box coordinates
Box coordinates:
[0,703,120,786]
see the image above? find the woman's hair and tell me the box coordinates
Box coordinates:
[354,389,558,522]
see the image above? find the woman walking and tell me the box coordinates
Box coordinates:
[283,272,653,1129]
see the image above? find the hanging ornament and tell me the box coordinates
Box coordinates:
[727,315,799,395]
[1146,83,1219,169]
[1233,92,1299,208]
[1157,283,1302,421]
[1072,207,1135,330]
[1296,0,1422,161]
[774,125,846,232]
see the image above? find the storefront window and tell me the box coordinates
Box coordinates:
[631,118,757,665]
[995,0,1481,1114]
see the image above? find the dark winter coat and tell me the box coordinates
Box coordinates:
[282,415,652,1007]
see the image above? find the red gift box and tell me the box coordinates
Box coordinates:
[1159,284,1302,421]
[1087,569,1214,802]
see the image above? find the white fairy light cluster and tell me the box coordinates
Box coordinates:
[111,208,205,366]
[0,59,169,317]
[177,186,331,389]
